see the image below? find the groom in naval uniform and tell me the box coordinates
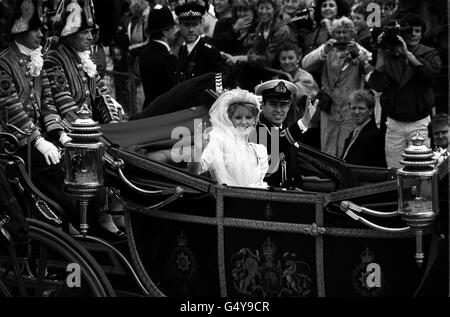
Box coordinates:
[254,79,318,188]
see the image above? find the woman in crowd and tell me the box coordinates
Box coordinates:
[276,42,319,100]
[222,0,296,90]
[279,0,303,23]
[301,0,349,55]
[189,89,269,188]
[272,42,319,134]
[213,0,257,55]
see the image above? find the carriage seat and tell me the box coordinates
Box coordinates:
[145,148,188,169]
[298,158,337,193]
[301,175,337,193]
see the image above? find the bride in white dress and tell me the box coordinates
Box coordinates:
[191,89,269,188]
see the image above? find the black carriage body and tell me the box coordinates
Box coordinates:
[104,143,449,297]
[96,74,448,298]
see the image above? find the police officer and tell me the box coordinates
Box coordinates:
[175,0,223,83]
[43,0,120,136]
[139,5,178,108]
[254,79,318,188]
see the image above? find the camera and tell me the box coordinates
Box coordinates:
[290,9,314,30]
[333,42,350,50]
[333,42,359,59]
[379,23,413,49]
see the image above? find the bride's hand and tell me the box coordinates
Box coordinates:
[194,121,210,153]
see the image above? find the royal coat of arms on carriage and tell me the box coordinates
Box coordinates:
[231,237,312,297]
[169,230,197,280]
[351,247,384,296]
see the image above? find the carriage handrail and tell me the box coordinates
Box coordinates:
[340,200,400,218]
[104,152,184,196]
[2,122,31,137]
[1,122,34,174]
[344,210,410,232]
[109,187,183,212]
[341,201,410,233]
[0,132,19,155]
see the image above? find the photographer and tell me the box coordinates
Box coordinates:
[302,17,372,158]
[367,14,441,169]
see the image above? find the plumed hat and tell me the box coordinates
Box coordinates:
[52,0,96,37]
[11,0,47,34]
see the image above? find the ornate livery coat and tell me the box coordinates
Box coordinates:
[43,42,120,132]
[0,43,52,147]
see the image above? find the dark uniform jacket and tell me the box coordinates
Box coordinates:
[255,114,306,188]
[139,40,178,108]
[0,43,53,147]
[177,36,222,83]
[43,42,120,132]
[341,119,386,168]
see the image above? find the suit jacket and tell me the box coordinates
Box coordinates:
[255,114,306,188]
[341,119,386,167]
[177,37,223,83]
[139,41,178,108]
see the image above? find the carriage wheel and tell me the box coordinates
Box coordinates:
[0,219,115,297]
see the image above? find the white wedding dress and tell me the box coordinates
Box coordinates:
[199,90,269,189]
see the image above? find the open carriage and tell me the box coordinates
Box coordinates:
[0,73,448,297]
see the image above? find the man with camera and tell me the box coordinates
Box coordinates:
[302,17,372,158]
[367,14,441,169]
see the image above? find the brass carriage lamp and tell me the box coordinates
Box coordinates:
[397,131,439,266]
[340,131,440,266]
[63,104,105,236]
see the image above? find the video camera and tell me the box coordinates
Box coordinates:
[290,9,314,31]
[379,23,413,49]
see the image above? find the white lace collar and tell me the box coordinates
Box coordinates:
[77,50,97,78]
[15,41,43,77]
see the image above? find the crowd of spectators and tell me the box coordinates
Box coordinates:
[0,0,447,169]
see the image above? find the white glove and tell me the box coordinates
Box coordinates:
[59,132,72,145]
[34,137,61,165]
[299,95,319,129]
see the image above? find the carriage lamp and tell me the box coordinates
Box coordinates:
[64,104,105,236]
[396,131,439,265]
[340,131,439,266]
